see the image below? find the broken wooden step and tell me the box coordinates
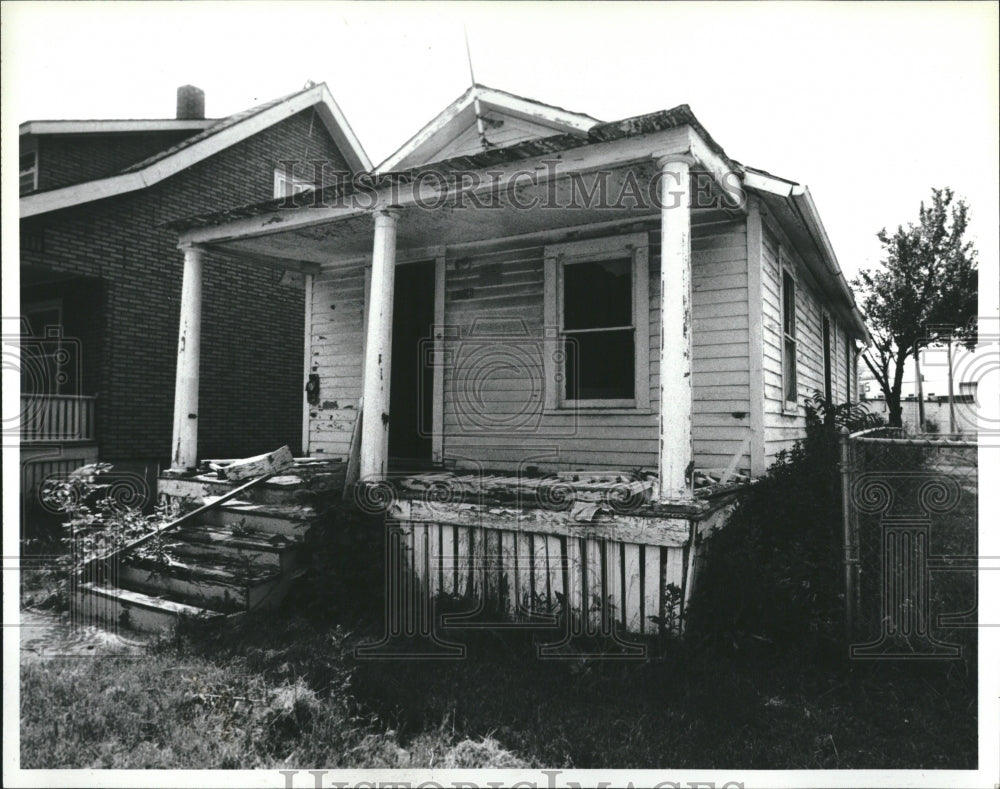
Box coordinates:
[118,554,283,613]
[74,581,226,633]
[159,525,299,571]
[198,499,315,538]
[211,445,294,481]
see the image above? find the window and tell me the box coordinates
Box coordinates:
[273,166,316,198]
[544,233,649,410]
[781,263,797,409]
[822,315,832,402]
[20,151,38,194]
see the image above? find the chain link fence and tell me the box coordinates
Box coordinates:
[841,427,977,660]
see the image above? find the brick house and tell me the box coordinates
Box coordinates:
[18,83,370,514]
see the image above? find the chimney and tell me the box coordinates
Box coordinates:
[176,85,205,120]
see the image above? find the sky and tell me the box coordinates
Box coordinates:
[3,0,998,287]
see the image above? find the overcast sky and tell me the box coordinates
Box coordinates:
[3,1,998,286]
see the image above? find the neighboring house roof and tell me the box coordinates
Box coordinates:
[20,83,371,219]
[20,119,216,135]
[377,84,602,171]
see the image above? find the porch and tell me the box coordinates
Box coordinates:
[20,394,99,522]
[158,113,756,634]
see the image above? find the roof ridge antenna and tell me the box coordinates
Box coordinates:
[463,25,492,152]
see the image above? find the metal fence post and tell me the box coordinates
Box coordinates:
[839,426,854,644]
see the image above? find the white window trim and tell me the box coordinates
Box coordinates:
[543,232,650,412]
[779,249,798,414]
[821,310,833,403]
[273,167,317,199]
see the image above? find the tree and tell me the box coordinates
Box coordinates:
[853,188,978,428]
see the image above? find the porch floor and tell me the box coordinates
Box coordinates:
[395,467,749,502]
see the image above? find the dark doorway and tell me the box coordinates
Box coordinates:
[389,260,435,467]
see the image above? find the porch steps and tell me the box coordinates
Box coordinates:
[74,582,226,633]
[71,459,340,634]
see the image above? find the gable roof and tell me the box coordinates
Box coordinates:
[20,83,371,219]
[377,84,601,172]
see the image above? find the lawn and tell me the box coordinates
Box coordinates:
[20,502,977,770]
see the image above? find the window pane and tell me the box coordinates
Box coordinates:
[565,328,634,400]
[783,338,797,402]
[782,272,795,336]
[563,258,632,330]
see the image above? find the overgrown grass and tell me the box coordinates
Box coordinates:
[20,404,978,769]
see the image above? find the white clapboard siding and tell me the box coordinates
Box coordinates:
[308,262,366,458]
[761,222,852,464]
[441,221,750,473]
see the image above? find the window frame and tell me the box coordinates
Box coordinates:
[821,312,833,403]
[20,150,38,194]
[273,166,317,199]
[543,233,650,412]
[779,251,798,413]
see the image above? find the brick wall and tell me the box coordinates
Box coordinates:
[20,107,350,464]
[32,130,200,192]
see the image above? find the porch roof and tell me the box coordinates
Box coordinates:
[167,103,734,232]
[167,100,869,342]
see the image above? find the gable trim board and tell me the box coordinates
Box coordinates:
[20,84,371,219]
[743,167,869,343]
[20,119,216,135]
[378,84,601,172]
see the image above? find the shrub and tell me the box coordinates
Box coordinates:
[686,394,883,656]
[26,464,171,609]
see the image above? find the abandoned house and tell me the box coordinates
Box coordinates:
[73,85,871,636]
[18,83,370,521]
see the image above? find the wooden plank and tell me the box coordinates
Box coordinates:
[516,531,532,618]
[500,530,518,619]
[643,544,661,634]
[412,524,428,603]
[219,446,293,481]
[485,528,502,610]
[532,532,549,615]
[622,543,642,633]
[456,525,471,599]
[564,536,583,627]
[546,535,564,619]
[604,539,620,632]
[342,399,363,496]
[440,524,456,596]
[664,545,685,630]
[471,526,486,602]
[584,538,603,632]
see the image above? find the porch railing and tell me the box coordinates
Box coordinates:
[20,394,97,443]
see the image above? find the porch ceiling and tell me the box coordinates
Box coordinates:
[205,161,739,266]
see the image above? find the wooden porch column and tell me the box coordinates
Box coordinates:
[656,155,693,500]
[360,208,400,480]
[170,244,204,471]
